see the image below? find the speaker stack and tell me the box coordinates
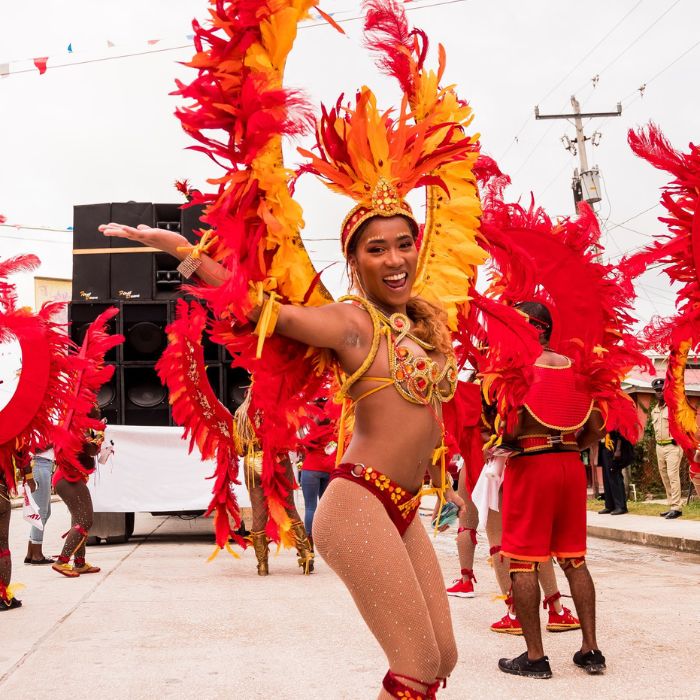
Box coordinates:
[70,201,250,427]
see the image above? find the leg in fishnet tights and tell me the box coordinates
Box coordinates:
[55,479,93,561]
[313,478,457,698]
[0,484,10,598]
[245,459,303,530]
[454,469,478,579]
[244,469,269,532]
[282,458,303,523]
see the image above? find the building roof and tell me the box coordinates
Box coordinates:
[624,366,700,396]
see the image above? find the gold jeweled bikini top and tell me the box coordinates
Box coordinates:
[337,295,457,408]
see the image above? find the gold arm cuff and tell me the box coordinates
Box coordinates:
[177,254,203,279]
[253,292,281,358]
[23,472,34,480]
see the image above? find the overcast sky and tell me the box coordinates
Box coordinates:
[1,0,698,324]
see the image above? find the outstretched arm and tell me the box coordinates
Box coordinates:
[99,224,229,287]
[99,222,367,355]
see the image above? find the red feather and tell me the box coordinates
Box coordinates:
[53,308,124,480]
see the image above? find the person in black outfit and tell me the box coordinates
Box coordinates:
[598,431,633,515]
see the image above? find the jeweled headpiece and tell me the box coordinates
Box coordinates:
[299,86,474,258]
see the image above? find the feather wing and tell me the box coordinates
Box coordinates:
[156,300,247,553]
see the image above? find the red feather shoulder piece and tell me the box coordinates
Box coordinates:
[53,307,124,481]
[156,299,247,554]
[479,179,648,442]
[625,124,700,452]
[0,257,75,489]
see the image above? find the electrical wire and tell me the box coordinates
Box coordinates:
[570,0,682,97]
[1,0,472,77]
[497,0,644,162]
[1,223,72,233]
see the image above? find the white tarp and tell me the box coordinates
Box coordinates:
[88,424,250,512]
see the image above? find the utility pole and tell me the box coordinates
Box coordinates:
[535,96,621,211]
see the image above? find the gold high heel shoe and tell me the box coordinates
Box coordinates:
[250,530,269,576]
[290,520,314,575]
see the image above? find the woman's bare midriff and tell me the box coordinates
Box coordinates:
[338,334,447,493]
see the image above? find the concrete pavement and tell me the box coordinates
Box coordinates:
[2,501,700,699]
[587,509,700,553]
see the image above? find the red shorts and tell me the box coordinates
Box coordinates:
[501,451,587,562]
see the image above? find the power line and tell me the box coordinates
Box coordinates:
[498,0,643,162]
[1,0,471,78]
[605,204,661,232]
[540,0,645,106]
[1,223,72,233]
[571,0,682,96]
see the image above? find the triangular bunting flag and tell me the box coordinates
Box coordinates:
[107,40,115,48]
[33,57,48,75]
[147,39,160,45]
[67,43,73,53]
[0,63,9,78]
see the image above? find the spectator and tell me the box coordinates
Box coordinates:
[650,378,683,519]
[299,398,339,541]
[598,431,632,515]
[24,445,55,564]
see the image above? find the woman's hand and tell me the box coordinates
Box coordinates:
[444,486,466,518]
[26,478,37,493]
[98,223,189,259]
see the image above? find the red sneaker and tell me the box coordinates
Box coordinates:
[490,612,523,635]
[546,605,581,632]
[446,578,475,598]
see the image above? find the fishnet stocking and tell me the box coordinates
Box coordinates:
[55,479,93,561]
[313,478,457,698]
[455,468,477,575]
[0,483,10,597]
[244,459,302,532]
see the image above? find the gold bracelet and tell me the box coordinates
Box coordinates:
[24,472,34,480]
[176,229,218,279]
[177,254,203,279]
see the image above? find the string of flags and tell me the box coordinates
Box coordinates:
[0,1,441,78]
[0,34,195,78]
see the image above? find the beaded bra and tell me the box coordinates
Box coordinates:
[337,295,457,408]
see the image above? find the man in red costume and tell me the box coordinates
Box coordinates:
[497,302,606,679]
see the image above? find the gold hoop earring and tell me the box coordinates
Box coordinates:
[350,268,367,297]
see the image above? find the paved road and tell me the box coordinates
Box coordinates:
[2,501,699,699]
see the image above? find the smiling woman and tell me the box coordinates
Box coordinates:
[98,2,486,696]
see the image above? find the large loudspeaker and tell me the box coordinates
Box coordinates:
[121,301,169,363]
[180,203,205,244]
[73,204,112,301]
[97,364,121,426]
[153,203,184,300]
[223,365,251,413]
[110,202,155,301]
[69,301,121,363]
[121,365,170,426]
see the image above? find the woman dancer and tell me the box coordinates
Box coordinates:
[0,448,33,611]
[233,390,313,576]
[52,407,103,578]
[102,206,466,698]
[101,3,484,695]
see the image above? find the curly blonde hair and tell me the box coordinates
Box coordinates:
[406,296,453,356]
